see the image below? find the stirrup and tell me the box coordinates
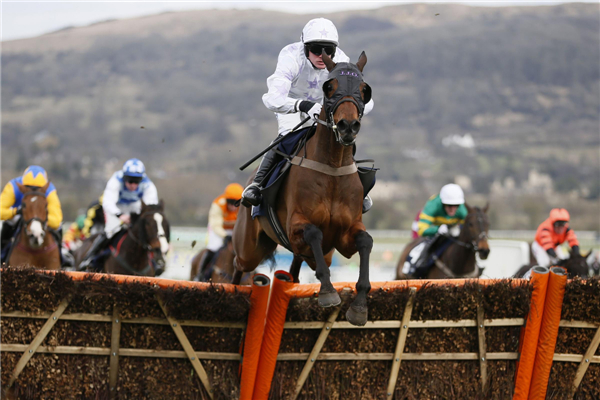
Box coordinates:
[241,183,262,208]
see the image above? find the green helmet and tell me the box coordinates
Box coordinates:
[76,215,86,230]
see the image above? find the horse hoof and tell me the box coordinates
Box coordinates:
[318,291,341,308]
[346,305,368,326]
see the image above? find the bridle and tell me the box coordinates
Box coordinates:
[315,97,363,147]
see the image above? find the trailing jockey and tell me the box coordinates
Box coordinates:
[403,183,468,277]
[196,183,243,281]
[78,158,159,270]
[1,166,63,262]
[533,208,579,268]
[240,17,375,213]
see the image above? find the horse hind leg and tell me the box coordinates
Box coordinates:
[346,230,373,326]
[302,224,340,308]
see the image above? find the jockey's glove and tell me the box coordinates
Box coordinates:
[546,248,558,258]
[571,245,580,256]
[449,225,461,237]
[437,224,449,235]
[299,101,322,121]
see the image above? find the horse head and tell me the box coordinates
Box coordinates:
[462,203,491,260]
[138,200,170,275]
[16,182,49,248]
[560,248,592,278]
[321,52,372,146]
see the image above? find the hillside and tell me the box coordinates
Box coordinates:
[1,4,599,229]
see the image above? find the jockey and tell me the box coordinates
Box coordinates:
[82,195,105,237]
[241,17,375,212]
[78,158,159,270]
[197,183,243,281]
[403,184,467,277]
[533,208,579,268]
[63,215,87,251]
[1,166,63,261]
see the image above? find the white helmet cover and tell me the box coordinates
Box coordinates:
[301,18,339,45]
[440,184,465,205]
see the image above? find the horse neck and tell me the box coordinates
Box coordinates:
[123,222,148,262]
[307,124,354,167]
[444,233,476,275]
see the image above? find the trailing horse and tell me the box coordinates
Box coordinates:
[5,182,61,270]
[514,247,593,278]
[395,204,490,279]
[233,52,374,326]
[190,237,253,285]
[74,202,170,276]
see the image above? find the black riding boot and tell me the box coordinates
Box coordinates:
[241,146,279,208]
[78,233,108,271]
[196,250,216,282]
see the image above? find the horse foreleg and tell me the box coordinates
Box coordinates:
[302,224,340,308]
[231,269,243,285]
[346,230,373,326]
[289,255,303,283]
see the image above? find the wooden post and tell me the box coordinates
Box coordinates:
[156,296,214,399]
[386,287,417,398]
[109,305,122,398]
[477,302,488,392]
[291,289,350,400]
[7,297,70,387]
[571,325,600,397]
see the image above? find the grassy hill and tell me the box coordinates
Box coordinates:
[2,4,599,229]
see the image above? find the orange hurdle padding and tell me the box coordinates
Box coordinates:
[513,266,550,400]
[239,274,271,400]
[528,267,567,399]
[253,271,295,399]
[12,269,253,294]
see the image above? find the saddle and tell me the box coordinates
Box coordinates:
[251,126,377,251]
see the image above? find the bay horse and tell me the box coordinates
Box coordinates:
[514,247,593,278]
[74,201,170,276]
[190,237,254,285]
[395,204,491,279]
[233,52,374,326]
[6,182,61,270]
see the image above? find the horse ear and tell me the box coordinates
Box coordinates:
[322,52,336,72]
[141,200,147,212]
[465,203,474,214]
[356,51,367,73]
[159,199,164,211]
[41,181,50,193]
[482,202,490,213]
[16,182,27,193]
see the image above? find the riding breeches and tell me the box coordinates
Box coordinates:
[206,227,233,252]
[532,241,568,268]
[104,202,141,239]
[275,112,315,136]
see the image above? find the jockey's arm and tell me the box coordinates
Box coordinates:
[102,177,122,217]
[141,180,159,205]
[208,202,227,238]
[0,182,18,220]
[364,98,374,116]
[417,197,439,237]
[262,46,301,114]
[565,228,580,250]
[46,189,63,230]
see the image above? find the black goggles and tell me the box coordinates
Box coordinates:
[554,221,568,227]
[124,176,142,184]
[226,198,238,206]
[307,43,336,56]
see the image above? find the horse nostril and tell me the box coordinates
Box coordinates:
[336,119,349,133]
[351,120,361,134]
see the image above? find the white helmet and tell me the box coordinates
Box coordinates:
[301,18,339,45]
[440,184,465,205]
